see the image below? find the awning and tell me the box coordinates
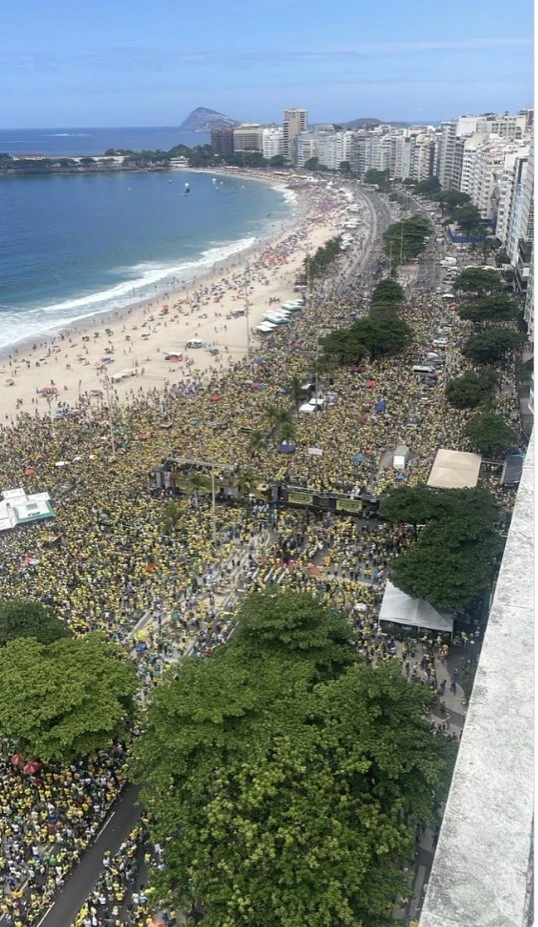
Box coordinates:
[427,448,481,489]
[379,581,454,634]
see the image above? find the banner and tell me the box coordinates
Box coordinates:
[336,497,362,514]
[288,491,314,506]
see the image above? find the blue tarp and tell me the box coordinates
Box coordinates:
[375,399,387,412]
[351,454,366,463]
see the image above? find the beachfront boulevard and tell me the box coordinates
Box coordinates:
[0,177,524,927]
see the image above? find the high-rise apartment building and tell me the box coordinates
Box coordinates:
[262,127,284,160]
[210,128,234,157]
[232,124,263,152]
[282,108,308,158]
[294,131,317,168]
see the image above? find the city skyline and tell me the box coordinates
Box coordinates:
[1,0,533,127]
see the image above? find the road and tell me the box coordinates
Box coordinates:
[36,786,141,927]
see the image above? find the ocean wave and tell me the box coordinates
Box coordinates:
[47,133,91,137]
[0,236,257,352]
[271,184,298,207]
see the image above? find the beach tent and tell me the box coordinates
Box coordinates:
[375,399,387,413]
[379,581,454,634]
[427,448,481,489]
[278,441,297,454]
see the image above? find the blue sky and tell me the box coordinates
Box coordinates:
[0,0,533,126]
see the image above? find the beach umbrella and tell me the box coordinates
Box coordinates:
[23,761,40,776]
[308,565,321,576]
[190,419,200,425]
[278,441,297,454]
[351,454,366,464]
[24,467,36,476]
[11,753,23,767]
[375,399,387,413]
[366,379,377,388]
[210,394,222,402]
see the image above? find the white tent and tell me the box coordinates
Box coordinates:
[427,448,481,489]
[379,581,454,634]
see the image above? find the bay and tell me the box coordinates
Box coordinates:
[0,168,294,351]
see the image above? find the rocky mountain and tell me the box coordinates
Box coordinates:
[179,107,239,132]
[341,117,410,129]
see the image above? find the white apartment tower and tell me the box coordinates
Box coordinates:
[282,108,308,158]
[262,127,284,160]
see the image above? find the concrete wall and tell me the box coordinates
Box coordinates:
[420,431,534,927]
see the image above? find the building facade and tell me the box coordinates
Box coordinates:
[262,127,284,160]
[282,108,308,158]
[210,128,234,157]
[232,124,263,153]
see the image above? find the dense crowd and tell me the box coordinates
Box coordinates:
[0,189,522,925]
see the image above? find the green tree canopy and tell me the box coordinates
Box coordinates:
[463,329,527,364]
[230,590,357,681]
[307,237,343,278]
[385,486,501,608]
[450,204,484,234]
[390,519,501,609]
[383,216,432,266]
[364,168,391,190]
[269,155,286,167]
[435,189,471,211]
[458,296,520,325]
[304,156,319,171]
[414,177,441,196]
[322,313,412,366]
[371,279,405,306]
[0,633,137,761]
[463,412,519,457]
[0,599,71,646]
[454,268,502,296]
[445,369,498,409]
[135,591,454,927]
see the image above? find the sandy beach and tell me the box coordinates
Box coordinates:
[0,173,351,421]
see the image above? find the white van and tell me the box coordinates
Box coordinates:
[299,401,316,414]
[186,339,203,349]
[412,365,434,375]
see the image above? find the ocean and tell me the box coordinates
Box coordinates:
[0,164,294,352]
[0,127,209,157]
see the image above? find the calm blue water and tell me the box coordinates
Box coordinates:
[0,169,294,350]
[0,127,209,157]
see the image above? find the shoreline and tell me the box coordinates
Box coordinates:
[0,174,348,421]
[0,167,299,357]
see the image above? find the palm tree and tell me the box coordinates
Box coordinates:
[236,466,258,517]
[188,471,208,503]
[248,428,266,460]
[279,420,297,444]
[162,500,181,536]
[289,375,304,412]
[266,403,293,442]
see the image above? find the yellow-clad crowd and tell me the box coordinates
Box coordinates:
[0,227,522,925]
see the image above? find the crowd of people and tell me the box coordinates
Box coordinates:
[0,184,523,925]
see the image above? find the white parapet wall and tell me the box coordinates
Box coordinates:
[420,431,534,927]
